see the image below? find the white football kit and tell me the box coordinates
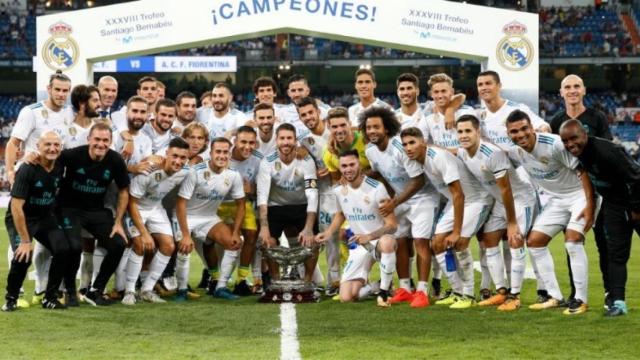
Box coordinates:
[425,106,476,149]
[348,98,392,127]
[12,101,72,153]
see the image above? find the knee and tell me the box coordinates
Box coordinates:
[104,235,126,254]
[159,240,175,256]
[526,232,549,248]
[378,235,396,253]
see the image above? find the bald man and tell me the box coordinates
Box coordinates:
[560,120,640,316]
[97,75,119,119]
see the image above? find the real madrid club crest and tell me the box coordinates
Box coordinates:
[308,138,315,146]
[155,172,162,182]
[204,171,211,180]
[68,126,77,136]
[496,21,534,72]
[42,22,79,72]
[275,162,282,171]
[224,177,231,187]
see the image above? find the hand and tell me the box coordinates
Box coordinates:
[145,155,165,168]
[259,228,276,248]
[444,94,466,130]
[171,127,183,136]
[243,180,252,195]
[141,232,155,252]
[229,231,243,250]
[110,222,128,243]
[244,120,257,128]
[444,232,460,249]
[315,231,329,244]
[298,228,315,247]
[178,234,194,254]
[577,202,595,234]
[14,242,32,263]
[295,146,309,160]
[378,198,396,217]
[135,161,157,175]
[317,167,329,178]
[506,222,524,248]
[23,151,40,165]
[352,233,372,245]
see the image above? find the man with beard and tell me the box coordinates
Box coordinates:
[323,107,370,183]
[254,103,278,157]
[199,83,245,139]
[112,76,159,131]
[394,73,429,139]
[114,96,154,175]
[348,69,392,127]
[141,99,177,154]
[279,74,330,137]
[245,76,286,123]
[173,92,199,134]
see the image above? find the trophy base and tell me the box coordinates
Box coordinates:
[259,280,320,303]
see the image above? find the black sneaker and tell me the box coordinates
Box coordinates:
[604,292,613,310]
[479,288,492,301]
[65,292,80,307]
[233,280,253,296]
[84,290,114,307]
[559,297,574,308]
[206,280,218,296]
[197,269,210,289]
[2,297,18,312]
[42,298,67,310]
[431,278,441,298]
[536,289,551,304]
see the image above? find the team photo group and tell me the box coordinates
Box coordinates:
[2,66,638,319]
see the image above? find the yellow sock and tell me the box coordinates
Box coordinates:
[237,266,250,282]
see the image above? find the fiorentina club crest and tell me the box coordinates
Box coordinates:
[496,21,534,72]
[42,22,79,71]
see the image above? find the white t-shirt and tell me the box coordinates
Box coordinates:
[299,126,331,194]
[113,129,153,167]
[223,150,263,202]
[256,130,277,157]
[278,102,331,139]
[256,151,317,208]
[348,98,392,127]
[477,100,548,150]
[425,105,476,149]
[333,176,390,235]
[12,101,73,153]
[62,121,92,150]
[140,122,173,154]
[178,163,244,216]
[130,167,189,211]
[395,107,429,141]
[201,108,246,139]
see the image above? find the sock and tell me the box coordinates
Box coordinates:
[431,255,442,280]
[530,251,546,292]
[502,239,512,288]
[140,270,149,285]
[237,266,250,282]
[194,240,207,268]
[216,250,239,290]
[125,252,144,293]
[114,247,131,292]
[176,253,190,291]
[142,252,171,292]
[358,284,372,299]
[399,278,411,291]
[379,252,396,291]
[417,281,429,295]
[79,251,94,290]
[312,264,324,285]
[479,246,492,290]
[92,246,107,285]
[528,247,562,300]
[565,242,588,303]
[33,242,51,294]
[485,246,506,290]
[509,247,526,294]
[436,252,463,294]
[456,248,475,297]
[209,266,220,281]
[252,248,262,282]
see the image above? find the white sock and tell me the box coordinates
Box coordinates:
[92,246,107,285]
[142,252,171,292]
[114,247,131,292]
[33,242,51,294]
[194,240,207,268]
[312,264,324,285]
[140,271,149,285]
[479,247,492,290]
[125,252,144,293]
[509,247,526,294]
[399,278,411,291]
[79,251,94,289]
[528,247,562,300]
[176,253,191,291]
[456,248,475,297]
[565,242,588,303]
[216,250,239,290]
[417,281,429,295]
[485,246,506,290]
[431,256,442,280]
[358,284,372,299]
[502,239,512,287]
[530,252,546,292]
[252,248,262,281]
[436,252,463,294]
[379,252,396,291]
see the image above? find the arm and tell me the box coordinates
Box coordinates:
[110,187,129,241]
[316,211,345,244]
[444,181,465,248]
[258,204,275,248]
[379,175,424,217]
[357,201,398,243]
[5,137,23,185]
[10,198,32,262]
[299,159,318,246]
[128,196,154,251]
[576,167,596,233]
[495,173,522,247]
[444,93,466,130]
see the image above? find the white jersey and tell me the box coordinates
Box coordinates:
[172,119,201,136]
[256,151,317,207]
[279,102,331,139]
[365,136,438,202]
[130,167,189,211]
[395,107,429,141]
[179,163,244,216]
[458,141,533,203]
[422,146,491,204]
[12,101,72,153]
[113,130,153,167]
[299,126,331,193]
[507,133,582,198]
[425,106,476,149]
[256,131,277,157]
[333,176,390,235]
[477,100,547,149]
[201,108,246,139]
[229,150,263,186]
[62,121,92,149]
[348,98,392,127]
[140,122,173,154]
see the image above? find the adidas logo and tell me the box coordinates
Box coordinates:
[76,168,85,175]
[34,181,43,188]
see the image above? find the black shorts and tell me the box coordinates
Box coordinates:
[5,213,59,251]
[267,204,317,240]
[57,207,118,245]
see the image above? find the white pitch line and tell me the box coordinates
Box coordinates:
[280,303,301,360]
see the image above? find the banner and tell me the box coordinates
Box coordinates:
[92,56,237,73]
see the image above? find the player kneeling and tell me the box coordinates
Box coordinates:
[315,150,397,307]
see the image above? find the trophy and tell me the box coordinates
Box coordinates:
[259,246,320,303]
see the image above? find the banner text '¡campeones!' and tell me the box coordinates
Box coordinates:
[211,0,377,25]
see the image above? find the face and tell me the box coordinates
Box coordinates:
[256,85,275,105]
[137,80,158,105]
[98,80,118,108]
[201,96,212,108]
[210,141,231,168]
[456,121,480,150]
[127,101,148,131]
[297,104,320,131]
[276,129,296,156]
[88,129,112,158]
[560,125,588,157]
[37,133,62,161]
[255,109,275,134]
[287,80,310,104]
[401,135,424,161]
[355,74,376,100]
[47,79,71,108]
[476,75,501,102]
[365,117,386,145]
[155,105,176,131]
[430,82,454,109]
[328,117,351,143]
[85,90,101,118]
[560,76,586,107]
[506,119,536,150]
[339,155,360,182]
[177,98,197,123]
[165,146,189,173]
[185,128,206,157]
[397,81,418,107]
[211,87,231,112]
[157,85,165,99]
[234,131,257,160]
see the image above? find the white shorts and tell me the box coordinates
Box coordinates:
[125,208,173,238]
[341,240,379,283]
[482,196,537,236]
[435,201,493,238]
[318,192,338,231]
[532,191,602,237]
[171,215,222,243]
[394,199,440,239]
